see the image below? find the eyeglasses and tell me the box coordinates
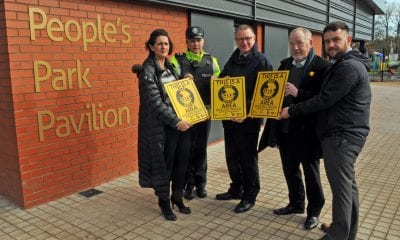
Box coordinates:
[235,36,254,42]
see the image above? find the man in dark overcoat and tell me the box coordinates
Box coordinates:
[259,27,330,230]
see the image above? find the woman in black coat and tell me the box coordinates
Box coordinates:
[133,29,192,221]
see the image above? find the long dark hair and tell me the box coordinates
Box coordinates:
[145,29,174,57]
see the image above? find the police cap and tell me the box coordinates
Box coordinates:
[186,26,204,39]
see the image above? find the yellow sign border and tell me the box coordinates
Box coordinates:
[210,77,246,120]
[249,70,289,118]
[164,78,209,125]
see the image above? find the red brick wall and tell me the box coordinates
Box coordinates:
[0,0,23,206]
[312,32,324,57]
[2,0,187,208]
[256,23,263,52]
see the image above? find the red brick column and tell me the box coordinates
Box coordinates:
[312,32,324,56]
[0,0,23,207]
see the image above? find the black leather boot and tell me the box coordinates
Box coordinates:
[196,186,207,198]
[158,198,177,221]
[171,198,191,214]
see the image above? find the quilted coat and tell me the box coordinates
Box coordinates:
[136,56,180,193]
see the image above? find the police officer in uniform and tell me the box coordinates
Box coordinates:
[171,26,221,200]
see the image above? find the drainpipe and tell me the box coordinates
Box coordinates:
[253,0,257,20]
[353,0,357,39]
[327,0,330,24]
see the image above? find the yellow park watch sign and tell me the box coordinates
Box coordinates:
[249,70,289,118]
[210,77,246,120]
[164,78,209,125]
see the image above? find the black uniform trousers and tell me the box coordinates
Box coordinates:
[278,133,325,217]
[156,127,191,201]
[186,120,211,189]
[320,133,365,240]
[224,129,260,203]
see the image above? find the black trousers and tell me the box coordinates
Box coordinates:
[224,129,260,203]
[156,127,191,200]
[320,133,365,240]
[186,120,211,189]
[278,134,325,217]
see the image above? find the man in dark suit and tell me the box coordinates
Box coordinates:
[259,27,330,230]
[216,24,272,213]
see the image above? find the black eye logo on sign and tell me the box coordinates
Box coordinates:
[218,85,238,103]
[176,88,194,107]
[260,80,279,99]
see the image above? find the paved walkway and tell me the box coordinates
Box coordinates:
[1,82,400,240]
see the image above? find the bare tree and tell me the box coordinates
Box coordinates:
[394,4,400,52]
[375,2,396,39]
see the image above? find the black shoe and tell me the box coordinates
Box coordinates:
[304,216,319,230]
[216,192,242,200]
[196,188,207,198]
[171,198,191,214]
[273,205,304,215]
[158,199,177,221]
[320,223,331,232]
[184,188,195,200]
[234,200,254,213]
